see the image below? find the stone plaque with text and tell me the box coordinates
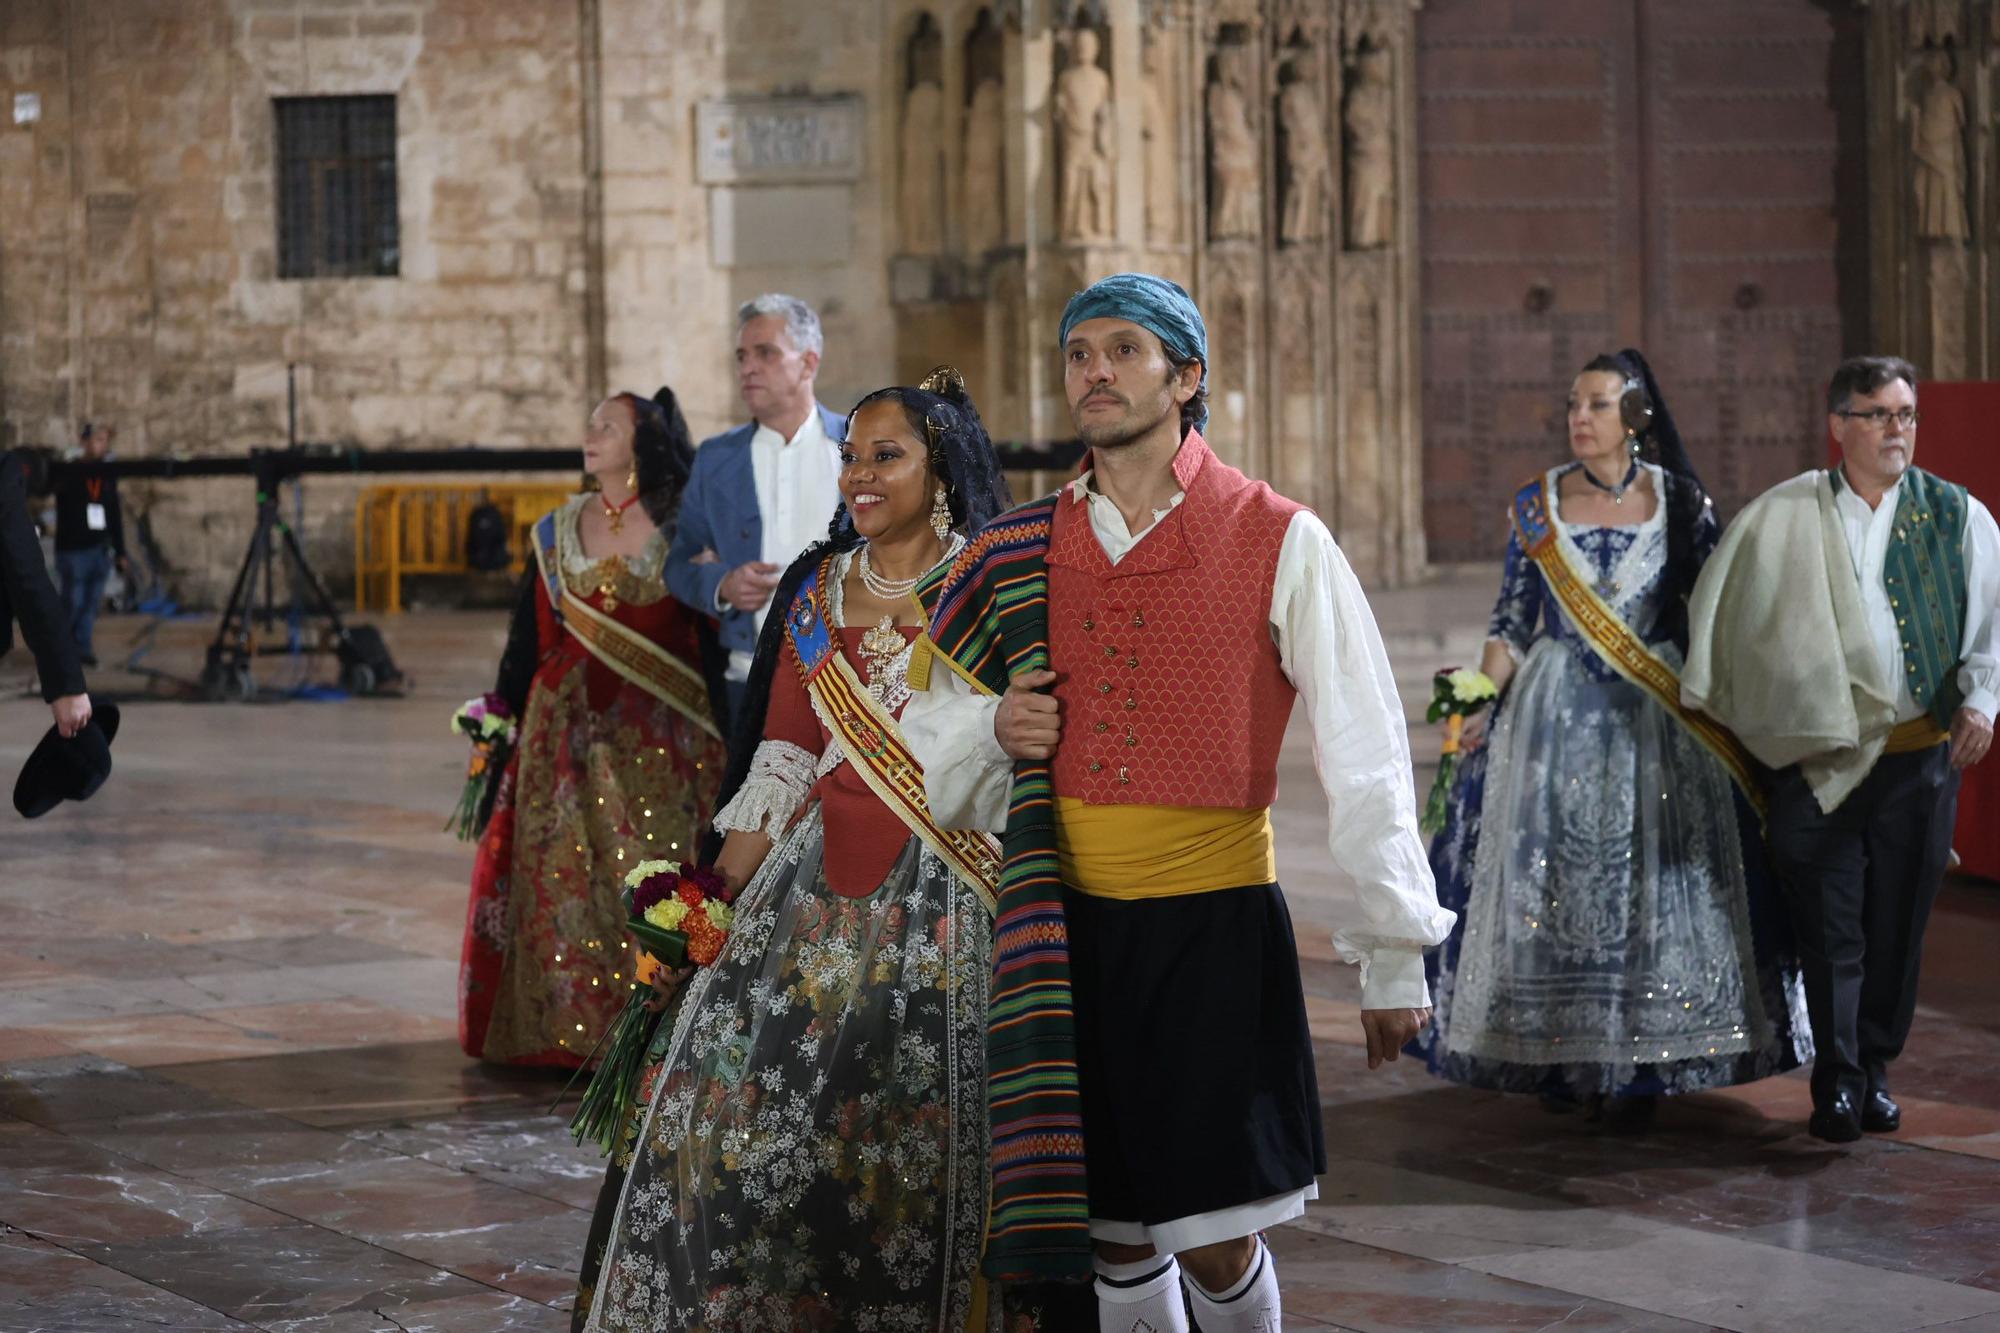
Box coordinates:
[695,96,865,185]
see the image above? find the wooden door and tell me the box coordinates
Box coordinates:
[1417,0,1860,562]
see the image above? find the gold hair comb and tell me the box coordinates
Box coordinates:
[918,364,966,396]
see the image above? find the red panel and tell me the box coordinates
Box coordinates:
[1907,383,2000,880]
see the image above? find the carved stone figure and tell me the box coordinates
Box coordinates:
[900,79,946,253]
[1908,0,1963,48]
[1055,28,1115,241]
[1142,36,1180,243]
[1278,63,1328,244]
[1207,52,1258,241]
[1912,50,1968,243]
[963,75,1005,253]
[1343,43,1393,250]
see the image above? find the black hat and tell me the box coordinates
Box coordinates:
[13,701,119,819]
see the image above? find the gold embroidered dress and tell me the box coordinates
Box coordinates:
[459,496,725,1067]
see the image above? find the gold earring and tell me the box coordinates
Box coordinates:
[930,484,953,541]
[626,464,638,493]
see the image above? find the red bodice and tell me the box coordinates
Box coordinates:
[765,626,923,897]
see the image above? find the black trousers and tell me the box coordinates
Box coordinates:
[1764,743,1958,1107]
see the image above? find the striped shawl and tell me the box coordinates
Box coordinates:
[924,494,1094,1282]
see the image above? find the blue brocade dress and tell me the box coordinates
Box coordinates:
[1414,464,1810,1097]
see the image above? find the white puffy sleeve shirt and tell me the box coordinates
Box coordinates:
[900,483,1456,1010]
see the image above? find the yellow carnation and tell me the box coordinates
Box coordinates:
[625,858,682,889]
[1447,668,1497,703]
[703,899,734,932]
[644,899,690,931]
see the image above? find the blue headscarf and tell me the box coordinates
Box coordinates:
[1057,272,1209,430]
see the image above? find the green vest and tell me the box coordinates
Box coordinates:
[1836,465,1969,726]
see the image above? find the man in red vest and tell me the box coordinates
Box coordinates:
[906,273,1454,1332]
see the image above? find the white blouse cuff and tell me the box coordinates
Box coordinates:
[712,739,817,837]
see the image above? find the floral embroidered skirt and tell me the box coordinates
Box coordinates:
[577,806,995,1332]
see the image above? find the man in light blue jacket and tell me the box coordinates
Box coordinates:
[666,293,847,731]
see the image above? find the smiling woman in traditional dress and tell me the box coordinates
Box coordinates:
[575,370,1043,1332]
[1412,350,1809,1123]
[459,390,728,1068]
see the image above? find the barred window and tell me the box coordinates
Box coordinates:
[275,95,399,279]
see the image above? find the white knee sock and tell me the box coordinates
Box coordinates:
[1094,1253,1190,1333]
[1183,1236,1281,1333]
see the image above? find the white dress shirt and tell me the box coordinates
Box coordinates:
[900,474,1457,1010]
[1831,469,2000,724]
[724,408,844,680]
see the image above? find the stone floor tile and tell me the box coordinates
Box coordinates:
[0,1226,254,1330]
[82,1220,494,1325]
[347,1105,611,1212]
[22,1011,315,1066]
[257,1290,569,1332]
[0,1154,293,1251]
[152,1039,566,1128]
[1267,1225,1710,1331]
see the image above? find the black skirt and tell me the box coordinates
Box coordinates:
[1064,881,1327,1228]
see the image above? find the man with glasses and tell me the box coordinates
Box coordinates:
[1684,355,2000,1143]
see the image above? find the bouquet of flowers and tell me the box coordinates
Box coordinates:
[568,858,735,1152]
[1419,667,1498,838]
[445,692,517,841]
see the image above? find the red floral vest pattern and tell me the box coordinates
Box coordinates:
[1047,433,1303,807]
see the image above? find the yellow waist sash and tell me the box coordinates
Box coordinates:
[1884,715,1950,754]
[1055,800,1275,900]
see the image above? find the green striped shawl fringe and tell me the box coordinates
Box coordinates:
[1885,468,1969,728]
[927,495,1094,1282]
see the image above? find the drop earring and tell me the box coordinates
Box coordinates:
[930,484,953,542]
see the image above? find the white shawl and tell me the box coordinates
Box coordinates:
[1681,470,1898,812]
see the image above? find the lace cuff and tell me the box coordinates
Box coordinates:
[1484,633,1526,667]
[713,740,818,837]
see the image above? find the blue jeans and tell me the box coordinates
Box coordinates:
[57,546,113,657]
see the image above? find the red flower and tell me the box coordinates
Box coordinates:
[685,914,725,966]
[676,882,705,908]
[686,865,731,903]
[631,870,681,914]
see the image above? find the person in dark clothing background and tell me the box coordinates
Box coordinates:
[2,451,92,739]
[54,422,127,666]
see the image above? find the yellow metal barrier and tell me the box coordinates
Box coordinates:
[354,483,580,613]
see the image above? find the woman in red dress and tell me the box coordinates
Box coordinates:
[459,389,729,1067]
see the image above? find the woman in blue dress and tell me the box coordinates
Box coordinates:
[1414,350,1808,1124]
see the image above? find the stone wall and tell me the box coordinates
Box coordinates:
[0,0,595,603]
[0,0,1430,604]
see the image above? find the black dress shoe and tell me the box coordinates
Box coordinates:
[1809,1090,1863,1143]
[1861,1088,1901,1133]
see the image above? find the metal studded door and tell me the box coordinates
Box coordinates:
[1417,0,1861,563]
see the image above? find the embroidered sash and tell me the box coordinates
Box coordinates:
[782,557,1001,914]
[533,512,720,740]
[1512,478,1766,815]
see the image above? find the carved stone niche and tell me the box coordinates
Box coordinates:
[1273,30,1329,247]
[962,7,1007,257]
[1342,34,1394,251]
[1052,11,1115,244]
[1206,27,1260,244]
[1141,25,1182,245]
[898,13,947,258]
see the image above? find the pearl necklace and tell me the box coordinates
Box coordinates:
[858,533,965,600]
